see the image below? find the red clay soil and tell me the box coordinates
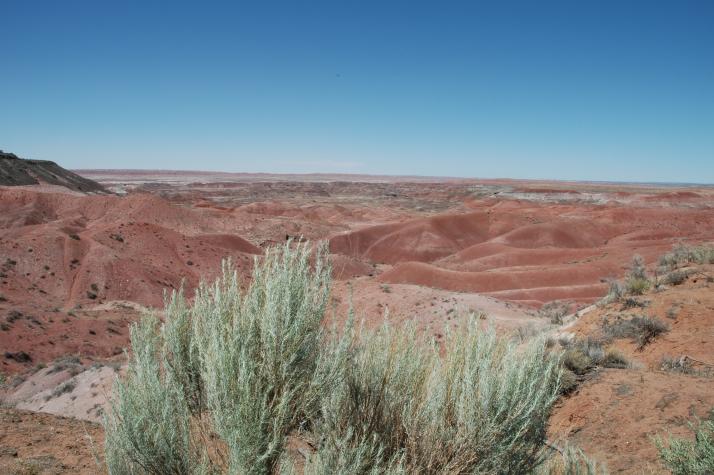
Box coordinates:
[2,181,714,375]
[332,199,714,306]
[0,187,261,374]
[549,265,714,473]
[0,408,104,474]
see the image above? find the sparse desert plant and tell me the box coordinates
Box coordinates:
[666,305,680,319]
[104,241,563,474]
[541,445,607,474]
[659,243,714,271]
[601,349,629,369]
[623,255,651,296]
[539,300,571,325]
[602,315,669,349]
[661,355,695,375]
[559,369,579,395]
[45,379,77,401]
[625,276,650,296]
[48,354,83,375]
[663,269,691,286]
[556,338,628,393]
[561,338,608,375]
[656,411,714,475]
[562,347,593,375]
[661,355,714,378]
[620,297,647,309]
[599,280,624,306]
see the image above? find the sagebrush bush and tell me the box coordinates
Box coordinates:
[601,315,668,350]
[104,241,563,474]
[599,280,623,306]
[540,445,607,474]
[104,315,202,475]
[600,350,629,369]
[656,411,714,475]
[659,243,714,271]
[539,301,571,325]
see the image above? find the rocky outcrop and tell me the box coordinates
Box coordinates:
[0,150,106,193]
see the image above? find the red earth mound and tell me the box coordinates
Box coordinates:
[331,199,714,306]
[0,187,263,373]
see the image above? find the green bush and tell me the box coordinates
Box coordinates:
[104,242,563,474]
[659,243,714,271]
[656,412,714,475]
[625,277,650,296]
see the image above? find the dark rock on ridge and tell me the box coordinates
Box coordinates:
[0,150,106,193]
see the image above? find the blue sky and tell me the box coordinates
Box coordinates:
[1,1,713,182]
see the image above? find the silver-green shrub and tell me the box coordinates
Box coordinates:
[193,244,331,473]
[104,315,204,475]
[656,414,714,475]
[539,446,607,474]
[105,241,563,474]
[659,243,714,271]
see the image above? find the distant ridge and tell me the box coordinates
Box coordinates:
[0,150,106,193]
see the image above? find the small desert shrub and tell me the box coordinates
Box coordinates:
[559,369,579,395]
[625,277,650,296]
[45,379,76,401]
[562,348,593,375]
[656,411,714,475]
[541,445,607,474]
[601,349,629,369]
[619,255,652,296]
[661,355,695,375]
[663,269,691,286]
[539,301,571,325]
[666,306,680,319]
[635,316,669,348]
[661,356,714,378]
[599,280,624,306]
[105,242,563,474]
[659,243,714,271]
[602,315,668,349]
[514,322,543,343]
[48,354,82,374]
[561,338,609,375]
[558,339,628,391]
[620,297,647,309]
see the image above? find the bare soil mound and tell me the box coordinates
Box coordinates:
[0,188,261,373]
[331,200,714,307]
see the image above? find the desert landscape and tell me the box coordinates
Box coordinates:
[3,2,713,473]
[1,153,713,473]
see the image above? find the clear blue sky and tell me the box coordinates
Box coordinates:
[2,1,713,182]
